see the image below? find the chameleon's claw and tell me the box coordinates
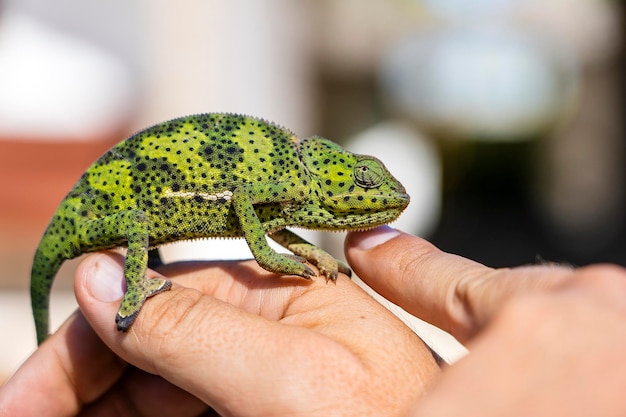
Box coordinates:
[278,253,315,279]
[301,264,316,279]
[323,269,338,283]
[337,260,352,279]
[318,259,352,282]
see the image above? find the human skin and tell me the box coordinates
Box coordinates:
[2,233,439,417]
[345,227,626,417]
[3,226,626,416]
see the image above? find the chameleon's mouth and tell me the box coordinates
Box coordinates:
[334,209,408,231]
[320,191,411,231]
[333,191,410,210]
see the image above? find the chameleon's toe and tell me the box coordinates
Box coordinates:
[115,277,172,332]
[282,253,308,264]
[337,260,352,279]
[115,311,139,332]
[280,253,315,279]
[301,264,316,279]
[313,258,337,282]
[312,258,352,282]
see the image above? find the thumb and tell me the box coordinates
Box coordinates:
[73,252,269,409]
[344,227,572,341]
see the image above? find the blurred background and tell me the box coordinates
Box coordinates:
[0,0,624,380]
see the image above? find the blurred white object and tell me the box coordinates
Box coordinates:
[0,10,135,139]
[380,25,579,140]
[420,0,517,19]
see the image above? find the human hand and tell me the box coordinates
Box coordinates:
[345,227,626,417]
[0,250,440,417]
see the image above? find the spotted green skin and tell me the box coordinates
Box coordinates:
[31,113,409,344]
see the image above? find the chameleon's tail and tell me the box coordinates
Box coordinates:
[31,215,76,345]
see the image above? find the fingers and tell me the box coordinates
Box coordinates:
[345,227,574,341]
[0,311,125,416]
[412,265,626,417]
[74,252,440,416]
[0,306,210,417]
[82,367,209,417]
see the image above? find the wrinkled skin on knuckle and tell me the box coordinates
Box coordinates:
[394,240,440,288]
[134,288,208,369]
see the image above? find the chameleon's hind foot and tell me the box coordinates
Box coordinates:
[115,277,172,331]
[283,243,352,282]
[267,229,352,282]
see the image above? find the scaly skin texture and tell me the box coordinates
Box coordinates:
[31,113,409,344]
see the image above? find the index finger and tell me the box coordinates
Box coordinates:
[345,227,573,341]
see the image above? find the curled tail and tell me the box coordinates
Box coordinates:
[31,215,78,345]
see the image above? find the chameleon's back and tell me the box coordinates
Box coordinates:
[31,113,302,344]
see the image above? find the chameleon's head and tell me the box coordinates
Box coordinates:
[300,136,410,230]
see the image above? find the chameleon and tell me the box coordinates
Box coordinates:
[31,113,409,345]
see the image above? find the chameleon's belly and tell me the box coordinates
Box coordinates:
[145,198,238,243]
[145,198,289,246]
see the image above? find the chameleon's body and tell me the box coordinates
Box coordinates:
[32,113,409,344]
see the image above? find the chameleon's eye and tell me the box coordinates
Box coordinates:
[353,159,384,189]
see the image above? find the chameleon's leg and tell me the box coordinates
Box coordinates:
[269,229,352,282]
[231,186,315,278]
[79,210,171,331]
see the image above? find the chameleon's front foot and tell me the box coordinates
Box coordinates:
[115,277,172,331]
[265,253,316,279]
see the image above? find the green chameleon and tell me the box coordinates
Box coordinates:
[31,113,409,344]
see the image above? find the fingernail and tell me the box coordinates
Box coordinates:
[87,254,125,302]
[353,225,401,250]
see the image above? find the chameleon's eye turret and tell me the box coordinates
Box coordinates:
[353,159,384,189]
